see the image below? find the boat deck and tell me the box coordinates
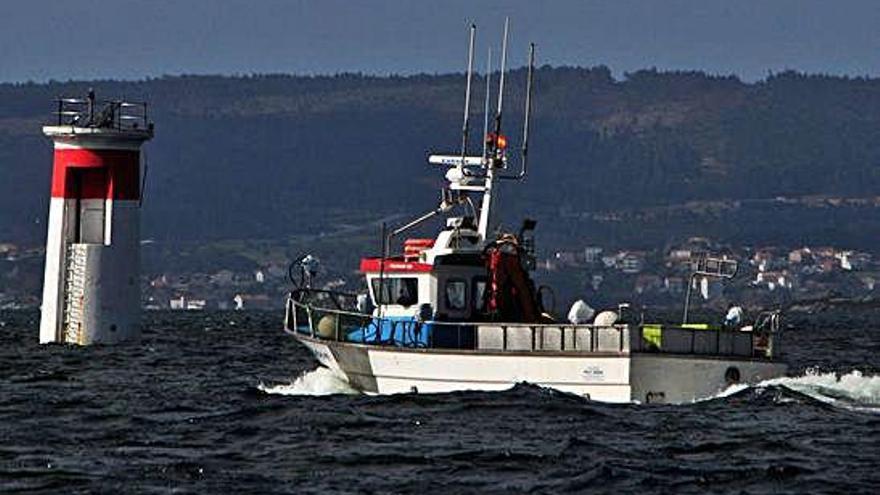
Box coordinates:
[284,296,777,360]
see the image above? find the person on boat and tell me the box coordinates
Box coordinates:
[724,304,744,329]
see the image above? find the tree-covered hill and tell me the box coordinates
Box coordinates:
[2,67,880,248]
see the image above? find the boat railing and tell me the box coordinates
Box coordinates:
[475,323,629,353]
[283,294,379,344]
[290,288,361,312]
[631,322,778,358]
[285,295,630,353]
[284,294,777,358]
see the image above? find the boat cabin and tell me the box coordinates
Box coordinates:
[360,217,488,322]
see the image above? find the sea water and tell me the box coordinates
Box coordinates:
[1,310,878,493]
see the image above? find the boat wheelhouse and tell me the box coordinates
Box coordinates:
[282,21,786,403]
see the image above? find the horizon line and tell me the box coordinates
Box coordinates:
[2,64,879,87]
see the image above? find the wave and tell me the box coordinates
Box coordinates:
[714,369,880,412]
[764,369,880,411]
[258,367,358,396]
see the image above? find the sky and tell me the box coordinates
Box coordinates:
[2,0,880,83]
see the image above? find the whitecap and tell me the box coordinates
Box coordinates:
[706,381,751,400]
[258,367,358,396]
[762,369,880,411]
[705,369,880,412]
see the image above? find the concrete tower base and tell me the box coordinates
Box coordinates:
[39,94,153,345]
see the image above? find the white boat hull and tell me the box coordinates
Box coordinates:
[296,334,786,403]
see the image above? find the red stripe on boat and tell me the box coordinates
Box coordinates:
[403,238,435,247]
[360,258,433,273]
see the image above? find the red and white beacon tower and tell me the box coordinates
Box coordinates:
[39,91,154,344]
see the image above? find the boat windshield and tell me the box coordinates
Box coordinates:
[445,279,467,310]
[372,277,418,306]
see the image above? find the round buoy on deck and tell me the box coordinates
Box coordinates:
[593,311,619,326]
[317,315,338,339]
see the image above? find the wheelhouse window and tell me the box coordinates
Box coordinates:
[445,279,468,310]
[371,277,419,306]
[473,277,487,312]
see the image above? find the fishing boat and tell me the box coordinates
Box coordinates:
[282,22,787,403]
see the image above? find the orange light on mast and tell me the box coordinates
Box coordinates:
[486,133,508,150]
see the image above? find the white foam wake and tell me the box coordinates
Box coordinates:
[258,367,359,396]
[708,382,751,399]
[712,369,880,412]
[763,369,880,410]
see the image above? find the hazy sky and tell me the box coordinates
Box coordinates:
[2,0,879,83]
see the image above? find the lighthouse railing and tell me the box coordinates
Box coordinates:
[54,96,150,131]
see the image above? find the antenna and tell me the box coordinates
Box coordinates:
[459,24,476,169]
[492,17,510,142]
[482,47,492,162]
[517,43,535,179]
[495,41,536,181]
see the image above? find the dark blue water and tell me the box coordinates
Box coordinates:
[1,309,878,494]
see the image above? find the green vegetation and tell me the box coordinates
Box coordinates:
[3,68,880,250]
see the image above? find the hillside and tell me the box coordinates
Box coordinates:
[2,67,880,249]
